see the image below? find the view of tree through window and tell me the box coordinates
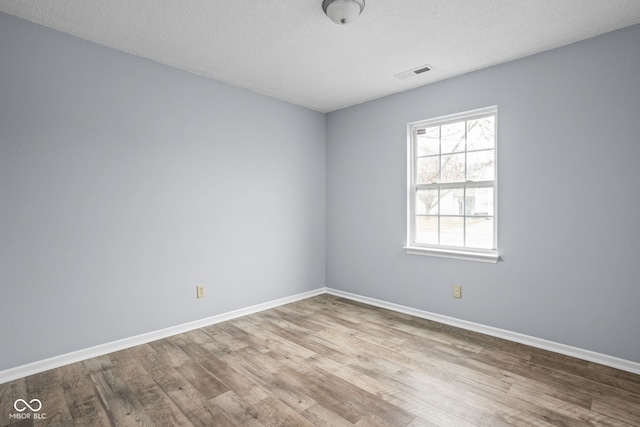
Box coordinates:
[408,108,497,252]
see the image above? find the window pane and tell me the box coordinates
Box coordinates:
[416,126,439,156]
[440,217,464,246]
[416,156,439,184]
[466,186,494,216]
[466,217,494,249]
[409,109,497,255]
[416,189,439,215]
[467,116,495,151]
[440,153,465,183]
[441,121,465,153]
[439,188,464,215]
[467,150,494,182]
[415,216,438,245]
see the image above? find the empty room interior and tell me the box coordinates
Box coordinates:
[1,1,640,426]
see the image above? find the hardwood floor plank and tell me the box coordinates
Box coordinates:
[250,317,345,361]
[269,365,362,424]
[591,397,640,426]
[407,416,440,427]
[230,317,316,363]
[300,403,354,427]
[163,377,236,427]
[216,323,267,353]
[474,366,593,410]
[290,364,416,426]
[126,344,187,396]
[266,307,329,333]
[209,390,262,426]
[175,357,227,401]
[171,331,271,405]
[147,339,193,369]
[219,347,319,418]
[130,343,233,426]
[0,378,27,424]
[253,395,314,427]
[59,362,111,427]
[108,350,193,427]
[309,353,500,427]
[91,368,155,426]
[197,327,249,357]
[460,390,559,427]
[82,355,113,375]
[25,369,73,427]
[506,383,630,427]
[587,363,640,395]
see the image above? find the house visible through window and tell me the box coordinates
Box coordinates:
[406,106,498,263]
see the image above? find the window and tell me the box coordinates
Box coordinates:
[406,106,498,263]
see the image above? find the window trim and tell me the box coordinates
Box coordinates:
[405,106,499,263]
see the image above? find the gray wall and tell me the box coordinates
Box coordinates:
[0,13,326,371]
[327,24,640,363]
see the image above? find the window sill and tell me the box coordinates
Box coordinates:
[404,246,499,263]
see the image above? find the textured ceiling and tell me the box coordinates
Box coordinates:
[1,1,640,112]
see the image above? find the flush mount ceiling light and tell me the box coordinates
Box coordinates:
[322,0,365,25]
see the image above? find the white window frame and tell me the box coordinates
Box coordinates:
[405,106,499,263]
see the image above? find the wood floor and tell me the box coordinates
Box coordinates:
[1,295,640,426]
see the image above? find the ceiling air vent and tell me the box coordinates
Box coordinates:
[395,64,432,80]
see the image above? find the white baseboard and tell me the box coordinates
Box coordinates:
[2,286,638,384]
[0,288,325,385]
[326,288,640,375]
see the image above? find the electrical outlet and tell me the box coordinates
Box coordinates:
[453,285,462,298]
[196,285,205,299]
